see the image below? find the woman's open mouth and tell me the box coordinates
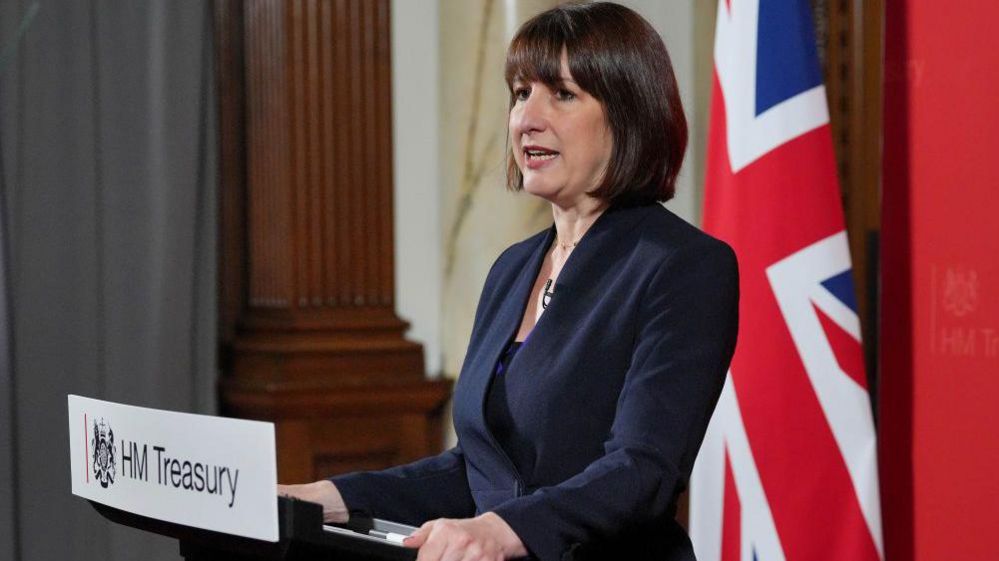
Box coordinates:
[524,146,560,168]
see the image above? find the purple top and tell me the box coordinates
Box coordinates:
[484,340,524,462]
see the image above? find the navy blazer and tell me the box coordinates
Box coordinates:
[332,203,739,561]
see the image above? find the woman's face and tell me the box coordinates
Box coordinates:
[509,55,612,207]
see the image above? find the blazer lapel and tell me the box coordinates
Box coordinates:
[464,226,555,479]
[500,205,654,382]
[468,204,650,394]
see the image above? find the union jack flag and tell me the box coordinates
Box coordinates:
[690,2,883,561]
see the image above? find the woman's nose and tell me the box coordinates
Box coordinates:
[512,91,548,135]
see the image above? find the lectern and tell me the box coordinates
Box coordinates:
[90,496,416,561]
[70,396,416,560]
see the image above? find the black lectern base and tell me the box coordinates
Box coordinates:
[89,497,416,560]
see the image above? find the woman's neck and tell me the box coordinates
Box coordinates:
[551,197,606,247]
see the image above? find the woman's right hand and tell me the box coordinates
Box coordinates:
[277,480,350,523]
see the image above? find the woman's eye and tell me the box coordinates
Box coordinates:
[514,87,530,101]
[555,88,576,101]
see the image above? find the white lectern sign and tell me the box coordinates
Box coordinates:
[68,394,279,541]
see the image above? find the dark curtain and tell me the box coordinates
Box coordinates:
[0,1,217,560]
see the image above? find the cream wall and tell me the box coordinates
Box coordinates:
[615,0,700,224]
[392,1,715,381]
[437,0,556,382]
[392,0,444,376]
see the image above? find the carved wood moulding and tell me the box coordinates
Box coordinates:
[220,0,426,389]
[215,0,451,482]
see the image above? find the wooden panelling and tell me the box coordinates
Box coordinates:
[817,0,884,391]
[245,0,293,309]
[231,0,413,361]
[215,0,246,351]
[225,378,452,482]
[216,0,451,481]
[238,0,397,318]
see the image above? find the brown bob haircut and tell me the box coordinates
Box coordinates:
[505,2,688,205]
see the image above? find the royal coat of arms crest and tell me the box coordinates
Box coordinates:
[91,418,116,488]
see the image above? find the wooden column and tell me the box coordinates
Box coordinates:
[813,0,884,395]
[215,0,451,484]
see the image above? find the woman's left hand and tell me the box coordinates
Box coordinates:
[403,512,528,561]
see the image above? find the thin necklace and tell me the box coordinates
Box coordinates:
[554,235,580,252]
[544,214,602,310]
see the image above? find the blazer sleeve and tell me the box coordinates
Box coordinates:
[492,239,739,561]
[330,445,476,526]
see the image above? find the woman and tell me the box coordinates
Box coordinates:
[280,3,739,560]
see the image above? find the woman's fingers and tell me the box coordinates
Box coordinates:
[409,518,505,561]
[403,521,432,549]
[414,520,452,561]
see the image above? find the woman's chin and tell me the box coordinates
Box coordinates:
[521,180,560,201]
